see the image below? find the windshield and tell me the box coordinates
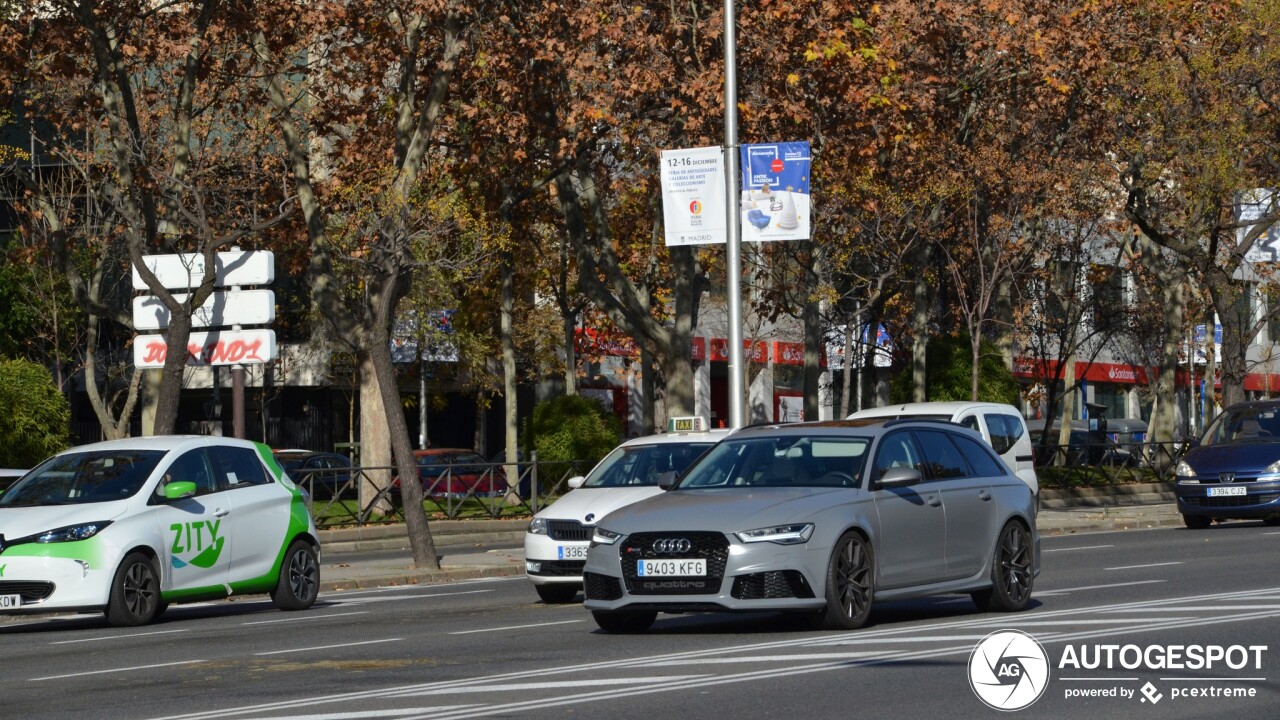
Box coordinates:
[0,450,165,507]
[581,442,716,488]
[677,436,869,489]
[1201,406,1280,446]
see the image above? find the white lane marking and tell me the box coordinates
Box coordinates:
[1043,544,1115,553]
[632,653,877,666]
[1107,606,1280,612]
[824,635,990,644]
[400,677,706,696]
[147,586,1280,720]
[51,628,189,645]
[32,659,205,682]
[1033,580,1166,595]
[243,611,369,626]
[1105,561,1182,571]
[255,638,403,656]
[449,620,584,635]
[257,709,479,720]
[331,590,494,605]
[1264,531,1280,536]
[253,638,401,655]
[968,618,1193,626]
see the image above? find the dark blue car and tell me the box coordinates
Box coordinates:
[1175,401,1280,529]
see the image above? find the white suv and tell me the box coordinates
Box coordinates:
[524,418,732,603]
[847,401,1038,496]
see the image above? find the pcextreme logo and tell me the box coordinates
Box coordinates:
[968,630,1051,711]
[170,520,225,569]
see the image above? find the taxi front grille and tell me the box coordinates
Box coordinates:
[547,520,593,542]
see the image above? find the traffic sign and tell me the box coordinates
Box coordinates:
[133,329,277,368]
[133,289,275,331]
[131,250,274,290]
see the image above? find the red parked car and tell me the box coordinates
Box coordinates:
[412,448,506,498]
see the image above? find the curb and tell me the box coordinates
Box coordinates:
[319,564,525,592]
[1037,515,1184,536]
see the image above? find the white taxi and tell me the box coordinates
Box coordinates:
[0,436,320,626]
[524,417,730,603]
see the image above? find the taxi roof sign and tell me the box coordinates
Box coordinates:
[667,416,708,433]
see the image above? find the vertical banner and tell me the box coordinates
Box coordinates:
[740,141,811,241]
[660,146,727,246]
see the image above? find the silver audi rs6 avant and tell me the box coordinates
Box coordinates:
[582,419,1040,633]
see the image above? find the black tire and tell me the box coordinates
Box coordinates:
[1183,514,1212,530]
[271,540,320,611]
[535,584,580,604]
[105,553,162,627]
[592,609,656,634]
[1264,517,1280,527]
[971,521,1034,612]
[813,531,874,630]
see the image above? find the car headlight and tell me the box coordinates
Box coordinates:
[1263,459,1280,475]
[36,521,113,543]
[735,523,814,545]
[1175,460,1197,482]
[591,527,622,545]
[528,517,548,535]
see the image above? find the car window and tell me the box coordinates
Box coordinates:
[914,430,970,480]
[0,450,165,507]
[163,449,218,496]
[953,435,1008,477]
[959,415,980,433]
[209,446,270,488]
[583,442,716,488]
[677,436,868,489]
[872,431,923,481]
[985,414,1023,455]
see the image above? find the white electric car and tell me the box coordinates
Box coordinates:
[0,436,320,626]
[524,418,731,603]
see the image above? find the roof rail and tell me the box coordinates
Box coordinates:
[882,417,962,429]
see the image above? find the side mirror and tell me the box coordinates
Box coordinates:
[567,476,586,490]
[162,480,197,500]
[656,470,679,490]
[875,467,922,489]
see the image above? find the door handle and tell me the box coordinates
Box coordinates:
[927,496,942,507]
[979,490,992,501]
[215,508,230,518]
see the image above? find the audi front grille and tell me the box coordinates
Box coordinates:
[584,572,623,601]
[620,532,729,595]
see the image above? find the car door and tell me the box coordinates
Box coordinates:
[153,448,232,594]
[916,429,998,580]
[208,445,292,587]
[869,430,947,589]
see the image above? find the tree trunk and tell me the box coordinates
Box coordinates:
[501,251,520,503]
[1056,358,1076,467]
[912,256,931,402]
[803,293,821,421]
[359,355,393,516]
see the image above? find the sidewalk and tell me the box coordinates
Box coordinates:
[315,495,1186,593]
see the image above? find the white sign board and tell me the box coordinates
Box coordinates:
[660,146,727,246]
[132,290,275,331]
[132,250,275,290]
[134,329,277,368]
[1240,189,1280,263]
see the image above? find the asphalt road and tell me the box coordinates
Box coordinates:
[2,523,1279,720]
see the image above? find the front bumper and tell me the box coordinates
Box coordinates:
[581,530,827,614]
[524,532,588,586]
[1175,479,1280,519]
[0,555,112,614]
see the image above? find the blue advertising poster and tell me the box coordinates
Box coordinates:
[740,141,811,241]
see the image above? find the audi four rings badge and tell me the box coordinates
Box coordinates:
[652,538,692,554]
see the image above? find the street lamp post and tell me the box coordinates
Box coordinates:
[723,0,745,429]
